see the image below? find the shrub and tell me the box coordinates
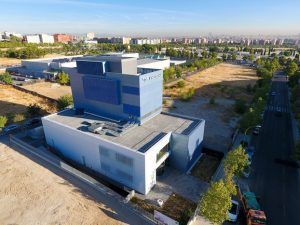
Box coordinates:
[0,116,8,128]
[234,99,247,114]
[57,94,73,110]
[57,72,70,85]
[209,97,216,105]
[13,113,25,123]
[0,72,13,85]
[180,88,195,101]
[27,104,41,116]
[177,80,185,88]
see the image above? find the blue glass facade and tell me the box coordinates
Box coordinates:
[82,76,121,105]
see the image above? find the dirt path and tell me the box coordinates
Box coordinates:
[0,140,125,225]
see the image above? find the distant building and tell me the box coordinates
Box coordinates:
[39,34,54,44]
[86,32,95,40]
[3,31,22,39]
[7,55,82,80]
[131,38,161,45]
[53,34,74,43]
[111,37,131,45]
[24,35,41,44]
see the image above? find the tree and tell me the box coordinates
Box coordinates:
[0,72,13,85]
[286,61,298,76]
[57,72,70,85]
[199,180,232,224]
[223,145,249,177]
[231,53,237,60]
[27,104,41,116]
[0,116,8,128]
[57,94,73,110]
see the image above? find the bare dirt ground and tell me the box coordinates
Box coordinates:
[22,82,72,100]
[0,141,124,225]
[0,53,66,67]
[0,57,21,67]
[164,63,258,102]
[0,84,56,116]
[164,63,257,152]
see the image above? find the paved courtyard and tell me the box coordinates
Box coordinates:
[137,166,209,206]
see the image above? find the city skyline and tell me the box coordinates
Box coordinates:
[1,0,300,37]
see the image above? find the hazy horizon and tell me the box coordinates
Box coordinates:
[1,0,300,37]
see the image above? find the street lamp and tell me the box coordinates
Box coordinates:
[244,125,257,136]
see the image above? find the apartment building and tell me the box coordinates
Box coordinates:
[53,33,74,43]
[39,34,54,44]
[24,34,40,43]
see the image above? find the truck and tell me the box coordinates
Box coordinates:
[238,183,267,225]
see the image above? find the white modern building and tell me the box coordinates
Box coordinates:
[7,55,83,79]
[39,34,54,44]
[137,58,170,70]
[24,34,41,44]
[41,55,205,195]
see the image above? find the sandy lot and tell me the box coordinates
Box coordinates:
[0,57,21,67]
[164,63,257,152]
[164,63,258,102]
[0,84,56,116]
[0,141,124,225]
[22,82,72,100]
[0,54,66,67]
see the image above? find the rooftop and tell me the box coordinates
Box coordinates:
[45,108,202,153]
[137,58,161,66]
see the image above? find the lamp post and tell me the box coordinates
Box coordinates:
[244,125,256,136]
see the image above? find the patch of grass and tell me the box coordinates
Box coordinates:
[191,153,221,182]
[180,87,195,101]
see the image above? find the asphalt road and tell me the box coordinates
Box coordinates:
[249,73,300,225]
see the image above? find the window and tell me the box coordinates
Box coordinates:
[115,153,133,167]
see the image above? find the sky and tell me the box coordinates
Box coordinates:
[1,0,300,37]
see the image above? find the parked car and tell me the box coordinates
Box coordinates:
[3,124,20,133]
[252,125,261,135]
[228,199,239,222]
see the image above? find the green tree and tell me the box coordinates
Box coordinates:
[231,53,237,60]
[0,72,13,85]
[199,180,232,224]
[57,72,70,85]
[0,116,8,128]
[57,94,73,110]
[223,145,249,177]
[286,61,298,76]
[27,104,41,116]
